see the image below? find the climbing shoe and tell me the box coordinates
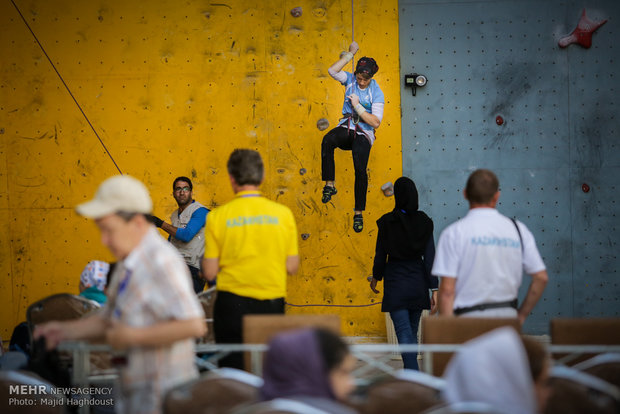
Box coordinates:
[322,185,337,203]
[353,214,364,233]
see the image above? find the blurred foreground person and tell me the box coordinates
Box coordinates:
[35,175,205,414]
[443,327,550,414]
[260,328,358,414]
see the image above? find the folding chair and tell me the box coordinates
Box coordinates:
[421,317,520,376]
[544,365,620,414]
[164,367,262,414]
[355,370,445,414]
[0,370,64,413]
[27,293,100,331]
[550,318,620,365]
[573,353,620,389]
[420,401,504,414]
[242,314,340,373]
[232,398,344,414]
[26,293,109,372]
[197,287,217,344]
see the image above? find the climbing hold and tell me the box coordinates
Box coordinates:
[299,168,307,175]
[496,115,504,126]
[312,7,326,18]
[582,183,590,193]
[316,118,330,131]
[301,233,310,240]
[290,7,302,17]
[381,182,394,197]
[558,9,607,49]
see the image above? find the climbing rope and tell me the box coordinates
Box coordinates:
[351,0,355,71]
[10,0,123,175]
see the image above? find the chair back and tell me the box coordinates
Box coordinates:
[233,398,340,414]
[550,318,620,365]
[27,293,100,329]
[0,370,64,413]
[27,293,109,372]
[357,370,444,414]
[242,314,340,372]
[573,353,620,389]
[421,317,520,375]
[544,365,620,414]
[197,287,217,343]
[164,368,261,414]
[420,401,504,414]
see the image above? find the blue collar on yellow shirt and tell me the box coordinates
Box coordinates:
[237,190,261,198]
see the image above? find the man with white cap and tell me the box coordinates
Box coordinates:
[34,175,205,414]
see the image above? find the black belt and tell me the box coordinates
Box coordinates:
[454,298,518,316]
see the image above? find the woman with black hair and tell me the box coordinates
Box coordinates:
[321,41,385,233]
[370,177,437,370]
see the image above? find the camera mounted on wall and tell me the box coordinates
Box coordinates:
[404,73,427,96]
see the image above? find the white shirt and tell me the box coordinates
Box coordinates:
[432,208,546,310]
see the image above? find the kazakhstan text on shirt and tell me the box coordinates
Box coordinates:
[471,236,520,249]
[226,215,280,227]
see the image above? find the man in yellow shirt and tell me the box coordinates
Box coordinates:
[202,149,300,369]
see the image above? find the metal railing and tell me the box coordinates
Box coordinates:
[55,342,620,414]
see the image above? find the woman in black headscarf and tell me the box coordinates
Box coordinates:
[370,177,437,370]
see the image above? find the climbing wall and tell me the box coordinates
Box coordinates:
[0,0,401,339]
[399,0,620,333]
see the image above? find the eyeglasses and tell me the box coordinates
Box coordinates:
[174,187,191,193]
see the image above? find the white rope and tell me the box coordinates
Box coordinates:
[351,0,355,71]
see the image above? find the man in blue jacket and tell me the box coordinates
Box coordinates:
[149,176,210,293]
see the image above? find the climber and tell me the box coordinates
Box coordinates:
[320,41,385,233]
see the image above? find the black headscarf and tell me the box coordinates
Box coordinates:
[376,177,434,259]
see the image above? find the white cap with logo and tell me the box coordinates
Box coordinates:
[76,175,152,219]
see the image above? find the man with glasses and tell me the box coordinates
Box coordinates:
[148,177,210,293]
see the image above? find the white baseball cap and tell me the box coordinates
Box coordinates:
[76,175,153,219]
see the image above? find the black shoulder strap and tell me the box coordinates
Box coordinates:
[510,217,524,252]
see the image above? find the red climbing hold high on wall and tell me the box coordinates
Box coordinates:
[558,9,607,49]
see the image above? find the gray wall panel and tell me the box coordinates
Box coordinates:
[567,1,620,318]
[399,0,619,333]
[570,167,620,317]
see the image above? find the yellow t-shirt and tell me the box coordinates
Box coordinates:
[205,190,299,299]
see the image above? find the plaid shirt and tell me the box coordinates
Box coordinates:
[105,227,204,410]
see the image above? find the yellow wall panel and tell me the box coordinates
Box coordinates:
[1,0,401,340]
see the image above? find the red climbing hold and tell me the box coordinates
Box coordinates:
[558,9,607,49]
